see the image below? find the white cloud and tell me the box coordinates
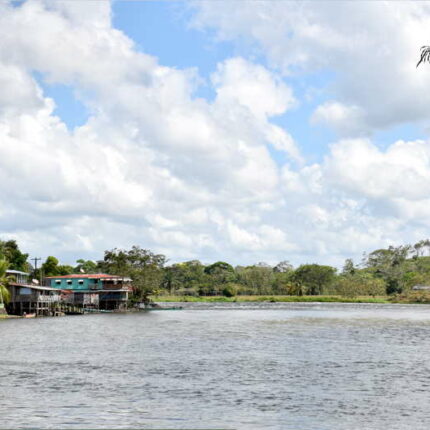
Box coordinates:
[311,102,366,136]
[212,57,295,120]
[0,0,303,265]
[2,0,430,269]
[265,124,302,163]
[190,1,430,135]
[324,138,430,203]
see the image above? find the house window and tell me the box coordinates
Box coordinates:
[67,280,72,285]
[55,280,61,285]
[78,280,84,285]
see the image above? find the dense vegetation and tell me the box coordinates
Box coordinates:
[3,239,430,302]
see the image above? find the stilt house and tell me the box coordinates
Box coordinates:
[45,274,132,310]
[6,270,61,316]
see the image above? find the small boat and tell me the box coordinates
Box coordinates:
[23,313,36,318]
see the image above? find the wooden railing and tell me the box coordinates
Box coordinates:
[13,294,60,303]
[37,295,60,303]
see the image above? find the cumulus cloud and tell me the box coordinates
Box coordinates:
[2,0,430,268]
[324,138,430,204]
[190,0,430,135]
[311,102,367,136]
[212,57,295,120]
[0,0,304,264]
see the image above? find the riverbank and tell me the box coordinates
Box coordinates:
[152,294,430,304]
[151,295,391,304]
[0,314,21,319]
[3,295,429,320]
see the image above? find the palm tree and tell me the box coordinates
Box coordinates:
[0,259,11,310]
[417,46,430,67]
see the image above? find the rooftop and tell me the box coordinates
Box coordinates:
[45,273,128,280]
[6,270,29,276]
[62,289,130,293]
[412,285,430,290]
[9,283,60,292]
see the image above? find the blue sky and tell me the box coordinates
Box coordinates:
[38,0,338,162]
[36,0,425,166]
[2,0,430,266]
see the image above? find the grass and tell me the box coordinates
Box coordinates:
[0,314,20,319]
[151,295,390,304]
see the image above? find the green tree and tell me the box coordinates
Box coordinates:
[342,258,356,275]
[40,256,73,277]
[333,272,386,297]
[0,259,11,307]
[412,239,430,258]
[163,260,206,296]
[204,261,235,277]
[364,245,412,294]
[58,265,74,275]
[0,240,28,271]
[293,264,337,295]
[222,283,238,297]
[101,246,166,304]
[238,265,273,295]
[74,259,98,274]
[272,270,295,294]
[41,256,60,277]
[366,245,411,269]
[99,249,129,276]
[203,261,236,295]
[162,266,178,295]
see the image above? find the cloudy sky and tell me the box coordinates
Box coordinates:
[1,0,430,267]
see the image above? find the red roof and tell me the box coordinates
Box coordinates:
[45,273,123,279]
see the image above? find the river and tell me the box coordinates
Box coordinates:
[2,302,430,429]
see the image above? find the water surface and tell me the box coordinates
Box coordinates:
[2,302,430,429]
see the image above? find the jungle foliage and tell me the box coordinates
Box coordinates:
[4,239,430,300]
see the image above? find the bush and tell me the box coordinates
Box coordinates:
[333,273,386,297]
[395,291,430,304]
[222,284,238,297]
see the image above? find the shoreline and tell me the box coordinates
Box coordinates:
[151,294,430,305]
[0,314,22,319]
[3,295,429,319]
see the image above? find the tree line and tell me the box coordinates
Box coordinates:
[2,239,430,301]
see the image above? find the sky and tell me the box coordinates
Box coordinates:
[1,0,430,268]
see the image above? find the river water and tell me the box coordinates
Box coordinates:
[2,302,430,429]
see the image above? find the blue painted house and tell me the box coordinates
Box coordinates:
[45,274,132,310]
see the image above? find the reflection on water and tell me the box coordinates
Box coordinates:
[2,303,430,429]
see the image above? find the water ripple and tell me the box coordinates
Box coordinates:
[2,303,430,429]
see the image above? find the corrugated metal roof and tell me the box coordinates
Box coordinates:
[61,289,130,293]
[8,283,60,292]
[412,285,430,290]
[6,270,29,275]
[45,273,127,280]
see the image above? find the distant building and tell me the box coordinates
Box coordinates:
[6,270,61,316]
[412,285,430,291]
[6,269,30,285]
[45,274,132,310]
